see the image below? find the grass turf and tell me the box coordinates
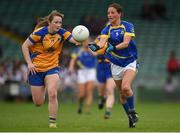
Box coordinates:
[0,101,180,132]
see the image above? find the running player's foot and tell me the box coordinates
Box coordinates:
[49,123,57,128]
[104,111,111,119]
[128,111,138,128]
[98,98,106,109]
[77,108,82,114]
[129,118,135,128]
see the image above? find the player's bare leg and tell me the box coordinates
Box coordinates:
[98,84,106,109]
[31,86,46,106]
[84,81,94,114]
[104,78,115,119]
[77,83,85,114]
[45,74,59,128]
[122,69,138,128]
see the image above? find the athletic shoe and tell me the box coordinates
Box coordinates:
[49,123,57,128]
[104,111,111,119]
[98,98,106,109]
[77,108,82,114]
[128,111,138,128]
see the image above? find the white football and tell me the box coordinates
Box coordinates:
[72,25,89,42]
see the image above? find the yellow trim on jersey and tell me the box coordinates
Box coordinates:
[30,27,45,43]
[94,35,101,43]
[77,61,84,68]
[71,48,83,59]
[111,24,125,29]
[110,51,132,59]
[125,32,135,37]
[63,31,71,40]
[98,59,110,63]
[104,59,110,62]
[30,34,41,42]
[34,27,44,32]
[96,44,108,55]
[108,25,126,38]
[101,35,108,39]
[71,53,77,59]
[108,26,112,38]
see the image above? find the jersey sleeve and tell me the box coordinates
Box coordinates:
[71,52,77,59]
[58,28,72,42]
[100,25,110,39]
[124,23,135,38]
[71,48,79,59]
[28,27,44,44]
[96,43,108,55]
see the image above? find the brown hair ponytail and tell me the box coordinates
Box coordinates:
[35,10,64,29]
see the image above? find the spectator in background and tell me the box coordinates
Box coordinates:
[62,69,77,102]
[59,48,71,69]
[80,14,106,36]
[141,0,168,20]
[153,0,168,20]
[164,77,175,101]
[19,61,28,82]
[165,50,178,98]
[167,50,178,78]
[178,60,180,75]
[0,45,3,58]
[140,0,155,20]
[0,64,6,85]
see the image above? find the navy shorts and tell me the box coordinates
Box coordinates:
[96,62,112,83]
[28,67,60,86]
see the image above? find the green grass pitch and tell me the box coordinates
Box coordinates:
[0,101,180,132]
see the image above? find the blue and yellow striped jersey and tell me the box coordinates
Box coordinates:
[101,20,138,67]
[28,26,72,72]
[71,47,96,69]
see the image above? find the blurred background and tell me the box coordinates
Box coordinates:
[0,0,180,103]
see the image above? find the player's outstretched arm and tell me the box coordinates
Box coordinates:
[69,37,82,46]
[88,43,100,52]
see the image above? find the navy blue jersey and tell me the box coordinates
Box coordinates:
[101,21,138,67]
[71,47,97,69]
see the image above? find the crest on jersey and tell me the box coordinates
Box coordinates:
[116,32,119,37]
[120,30,125,35]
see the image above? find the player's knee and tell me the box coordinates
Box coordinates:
[87,93,93,99]
[79,92,85,98]
[107,89,113,96]
[48,90,57,102]
[87,91,93,97]
[119,95,126,103]
[34,100,44,107]
[121,83,131,94]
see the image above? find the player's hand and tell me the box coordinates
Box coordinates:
[88,43,100,52]
[27,63,36,75]
[106,43,116,52]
